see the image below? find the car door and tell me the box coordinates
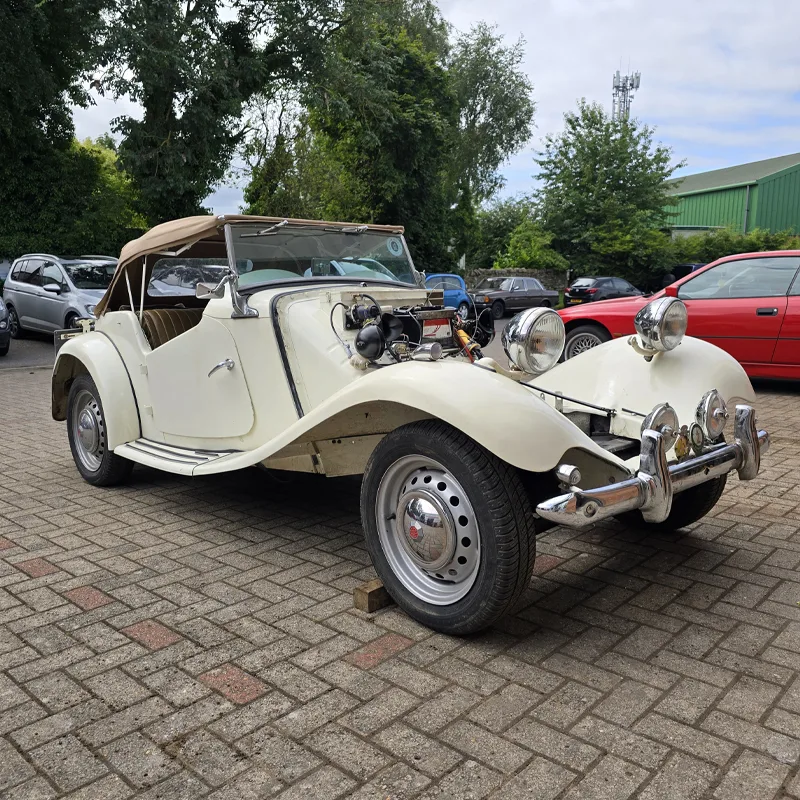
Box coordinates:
[509,278,527,310]
[14,259,45,329]
[676,255,800,365]
[522,278,543,306]
[146,316,255,440]
[614,278,639,297]
[38,262,68,331]
[772,268,800,367]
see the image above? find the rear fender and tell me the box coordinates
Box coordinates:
[52,333,140,448]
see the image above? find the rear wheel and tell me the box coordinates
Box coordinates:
[491,300,505,319]
[361,420,537,635]
[622,476,727,532]
[67,374,133,486]
[0,340,8,357]
[564,324,611,359]
[458,301,470,318]
[7,306,24,339]
[65,312,81,330]
[540,299,552,308]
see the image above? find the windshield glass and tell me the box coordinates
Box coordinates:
[571,278,597,288]
[475,277,512,291]
[229,224,418,287]
[64,263,116,289]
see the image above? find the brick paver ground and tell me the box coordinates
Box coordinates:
[1,367,799,799]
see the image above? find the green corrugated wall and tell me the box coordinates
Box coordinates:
[754,165,800,233]
[668,186,751,230]
[668,163,800,234]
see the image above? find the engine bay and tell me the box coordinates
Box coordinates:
[333,292,495,367]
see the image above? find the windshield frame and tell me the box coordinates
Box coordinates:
[63,261,117,290]
[225,222,421,294]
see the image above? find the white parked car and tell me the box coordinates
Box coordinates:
[52,216,770,634]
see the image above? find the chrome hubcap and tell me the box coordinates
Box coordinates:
[71,389,105,472]
[567,332,602,358]
[376,456,481,605]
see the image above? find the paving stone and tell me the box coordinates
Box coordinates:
[418,759,502,800]
[489,755,575,799]
[63,587,115,611]
[307,723,392,780]
[654,678,723,724]
[100,731,180,788]
[593,679,663,726]
[373,722,461,778]
[166,729,248,787]
[236,726,322,782]
[718,675,782,722]
[30,735,108,792]
[561,754,647,800]
[639,752,718,800]
[713,749,789,799]
[121,619,183,650]
[340,687,420,735]
[25,670,91,712]
[9,775,58,800]
[0,735,37,792]
[83,667,152,710]
[531,681,602,729]
[571,715,669,769]
[633,713,739,766]
[205,766,283,799]
[507,717,601,771]
[141,666,211,707]
[466,682,540,733]
[348,762,430,800]
[199,663,268,704]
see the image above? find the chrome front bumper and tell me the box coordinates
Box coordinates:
[536,405,769,528]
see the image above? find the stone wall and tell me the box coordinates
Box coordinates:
[463,267,568,291]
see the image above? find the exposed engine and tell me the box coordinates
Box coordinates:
[334,293,495,368]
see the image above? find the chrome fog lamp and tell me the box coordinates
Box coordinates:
[633,296,688,354]
[502,307,565,375]
[641,402,680,450]
[696,389,728,441]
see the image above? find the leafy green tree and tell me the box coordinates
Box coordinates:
[535,100,681,280]
[466,197,534,269]
[494,219,568,272]
[0,0,108,256]
[670,226,800,265]
[100,0,347,225]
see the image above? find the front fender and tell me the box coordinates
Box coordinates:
[535,335,755,440]
[194,359,629,477]
[52,333,140,449]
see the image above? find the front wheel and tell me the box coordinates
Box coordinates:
[458,301,470,318]
[0,340,9,357]
[361,420,537,635]
[622,476,727,532]
[491,300,505,319]
[564,324,611,359]
[67,374,134,486]
[540,299,552,308]
[65,313,81,330]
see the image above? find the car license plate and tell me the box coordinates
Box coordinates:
[422,319,451,339]
[568,299,582,304]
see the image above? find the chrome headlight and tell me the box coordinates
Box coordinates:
[634,296,688,353]
[696,389,728,440]
[502,307,565,375]
[641,402,679,450]
[85,304,96,317]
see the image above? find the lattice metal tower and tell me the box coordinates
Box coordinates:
[612,71,641,120]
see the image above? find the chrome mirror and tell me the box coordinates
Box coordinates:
[223,224,258,319]
[195,281,225,300]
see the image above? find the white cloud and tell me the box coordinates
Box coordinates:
[73,0,800,210]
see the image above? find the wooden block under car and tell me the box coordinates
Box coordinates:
[354,579,394,613]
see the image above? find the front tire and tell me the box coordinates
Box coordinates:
[564,324,611,359]
[67,374,133,486]
[458,301,470,318]
[622,476,727,532]
[65,312,81,329]
[361,420,537,635]
[491,300,505,320]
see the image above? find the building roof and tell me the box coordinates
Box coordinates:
[665,152,800,195]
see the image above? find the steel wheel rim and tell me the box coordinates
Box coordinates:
[566,332,603,358]
[71,389,105,472]
[375,455,481,605]
[458,302,469,316]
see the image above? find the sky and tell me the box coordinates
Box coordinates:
[73,0,800,214]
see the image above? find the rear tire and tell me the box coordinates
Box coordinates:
[67,374,134,486]
[458,301,470,318]
[65,313,81,329]
[491,300,505,320]
[361,420,537,635]
[621,476,727,532]
[7,306,24,339]
[564,324,611,359]
[0,340,8,357]
[540,299,552,308]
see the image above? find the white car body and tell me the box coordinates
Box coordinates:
[51,215,769,634]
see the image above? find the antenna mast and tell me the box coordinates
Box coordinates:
[612,70,641,120]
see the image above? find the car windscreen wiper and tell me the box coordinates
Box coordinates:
[240,220,290,238]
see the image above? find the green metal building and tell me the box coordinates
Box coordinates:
[665,152,800,235]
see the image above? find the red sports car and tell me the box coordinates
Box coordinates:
[559,251,800,380]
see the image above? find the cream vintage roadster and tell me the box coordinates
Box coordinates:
[52,216,769,634]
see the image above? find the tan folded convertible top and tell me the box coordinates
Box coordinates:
[96,214,404,316]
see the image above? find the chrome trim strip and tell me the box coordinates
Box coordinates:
[536,404,769,529]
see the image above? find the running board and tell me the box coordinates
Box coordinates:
[115,439,239,476]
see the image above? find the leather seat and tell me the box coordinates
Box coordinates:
[140,308,204,349]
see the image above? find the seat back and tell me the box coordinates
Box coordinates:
[140,308,204,349]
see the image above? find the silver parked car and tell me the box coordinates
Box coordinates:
[2,254,117,337]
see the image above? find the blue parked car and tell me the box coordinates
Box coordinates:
[425,273,472,316]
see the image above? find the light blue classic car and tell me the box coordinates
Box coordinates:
[424,273,471,316]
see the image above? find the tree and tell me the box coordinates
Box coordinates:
[448,24,534,204]
[466,197,534,269]
[0,0,108,256]
[535,100,681,280]
[494,220,568,272]
[99,0,348,225]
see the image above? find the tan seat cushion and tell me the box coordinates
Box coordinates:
[141,308,204,349]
